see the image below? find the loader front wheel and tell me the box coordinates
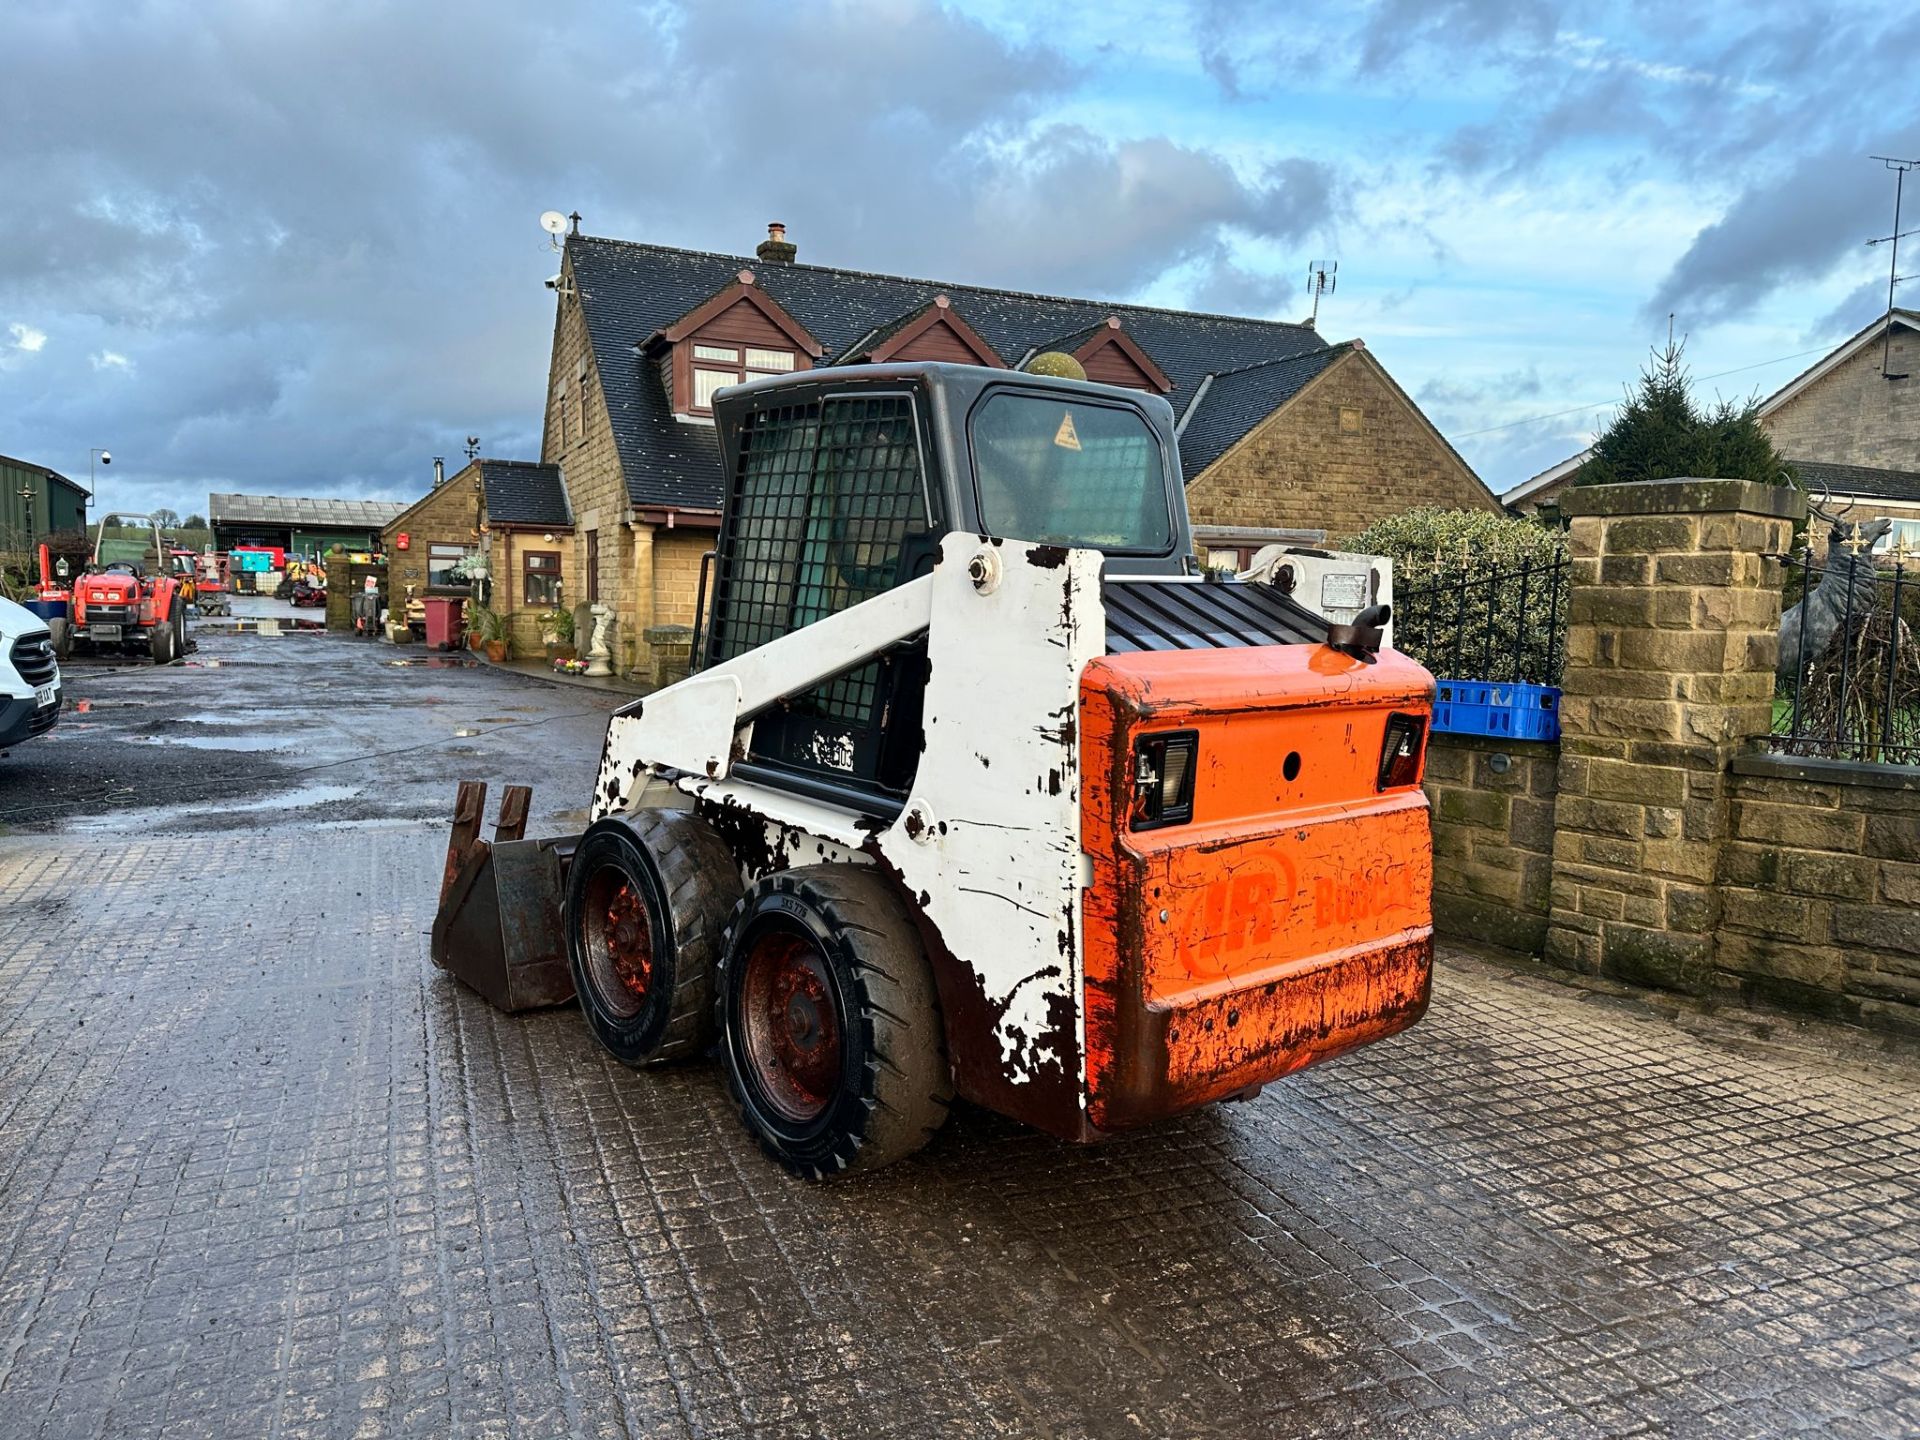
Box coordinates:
[718,867,952,1180]
[565,809,742,1067]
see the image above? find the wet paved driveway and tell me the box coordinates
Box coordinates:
[2,628,1917,1438]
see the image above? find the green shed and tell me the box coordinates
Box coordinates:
[0,454,88,553]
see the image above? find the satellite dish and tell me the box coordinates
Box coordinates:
[539,211,568,236]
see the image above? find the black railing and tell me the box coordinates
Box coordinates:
[1392,553,1569,686]
[1772,547,1919,766]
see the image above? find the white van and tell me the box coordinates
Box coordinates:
[0,595,62,753]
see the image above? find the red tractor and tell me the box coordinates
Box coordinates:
[47,514,192,664]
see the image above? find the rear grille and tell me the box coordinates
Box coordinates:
[11,634,57,687]
[1103,578,1325,653]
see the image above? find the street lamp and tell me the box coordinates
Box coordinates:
[87,448,111,509]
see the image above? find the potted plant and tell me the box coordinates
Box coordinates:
[541,605,576,662]
[469,603,507,661]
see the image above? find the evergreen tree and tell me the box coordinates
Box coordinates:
[1576,334,1793,487]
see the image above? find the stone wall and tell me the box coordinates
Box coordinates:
[1762,320,1919,471]
[1423,734,1557,953]
[1542,480,1799,992]
[1719,755,1920,1034]
[540,250,634,634]
[382,475,483,609]
[1185,347,1500,546]
[1420,474,1920,1039]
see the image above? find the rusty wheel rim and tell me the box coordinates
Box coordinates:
[580,864,655,1021]
[740,929,842,1123]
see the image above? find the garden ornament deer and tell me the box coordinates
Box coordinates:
[1776,488,1893,682]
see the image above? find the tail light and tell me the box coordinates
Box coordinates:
[1131,730,1198,830]
[1378,712,1427,790]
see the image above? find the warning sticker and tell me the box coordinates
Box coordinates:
[1053,411,1082,450]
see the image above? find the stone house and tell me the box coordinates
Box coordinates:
[381,459,572,651]
[535,220,1497,676]
[1507,308,1920,552]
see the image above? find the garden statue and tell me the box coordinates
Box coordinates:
[585,603,614,677]
[1777,505,1892,682]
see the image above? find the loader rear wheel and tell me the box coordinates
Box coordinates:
[565,809,742,1067]
[718,866,952,1180]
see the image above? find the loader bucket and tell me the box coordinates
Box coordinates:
[430,780,579,1012]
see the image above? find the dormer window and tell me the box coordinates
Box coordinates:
[691,344,798,411]
[642,270,824,420]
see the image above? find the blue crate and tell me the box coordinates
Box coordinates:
[1431,680,1560,742]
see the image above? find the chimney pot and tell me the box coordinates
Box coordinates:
[756,221,797,266]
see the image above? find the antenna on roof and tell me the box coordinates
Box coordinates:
[1306,261,1337,328]
[1868,155,1919,379]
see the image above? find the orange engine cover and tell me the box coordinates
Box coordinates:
[1079,644,1435,1132]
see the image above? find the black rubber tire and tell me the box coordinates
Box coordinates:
[717,866,953,1180]
[564,809,742,1067]
[48,617,72,661]
[149,608,179,664]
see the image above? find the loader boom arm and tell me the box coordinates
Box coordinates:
[605,571,935,783]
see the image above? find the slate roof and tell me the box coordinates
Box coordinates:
[1175,347,1349,477]
[1792,459,1920,505]
[209,492,408,529]
[565,234,1339,512]
[479,460,571,526]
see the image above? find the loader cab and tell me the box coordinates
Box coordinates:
[702,364,1194,813]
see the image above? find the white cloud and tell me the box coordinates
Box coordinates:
[91,349,132,371]
[8,322,46,352]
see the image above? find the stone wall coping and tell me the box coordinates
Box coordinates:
[1731,751,1920,793]
[1559,478,1805,521]
[1427,733,1560,760]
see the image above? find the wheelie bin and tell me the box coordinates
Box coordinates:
[424,596,465,651]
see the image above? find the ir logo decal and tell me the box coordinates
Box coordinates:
[1171,856,1299,979]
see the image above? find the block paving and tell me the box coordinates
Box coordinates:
[3,824,1916,1438]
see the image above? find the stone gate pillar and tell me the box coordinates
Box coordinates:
[1544,478,1805,992]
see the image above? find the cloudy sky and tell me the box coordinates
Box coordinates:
[2,0,1914,519]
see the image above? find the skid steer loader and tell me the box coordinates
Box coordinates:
[433,362,1434,1179]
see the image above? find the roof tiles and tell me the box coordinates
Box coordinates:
[566,234,1336,511]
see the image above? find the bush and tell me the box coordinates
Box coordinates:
[1350,507,1565,578]
[1351,508,1569,685]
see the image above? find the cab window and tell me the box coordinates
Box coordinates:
[970,393,1171,553]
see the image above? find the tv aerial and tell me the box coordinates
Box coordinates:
[1306,260,1337,327]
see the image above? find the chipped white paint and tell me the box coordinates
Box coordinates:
[873,536,1103,1089]
[592,576,934,800]
[592,532,1102,1100]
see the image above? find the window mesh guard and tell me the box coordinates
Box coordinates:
[711,395,930,766]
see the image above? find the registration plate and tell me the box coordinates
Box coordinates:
[92,623,122,641]
[35,683,57,709]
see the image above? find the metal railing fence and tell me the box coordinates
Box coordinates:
[1392,552,1570,687]
[1772,546,1919,767]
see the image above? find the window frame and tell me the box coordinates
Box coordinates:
[523,549,562,607]
[963,385,1177,558]
[426,542,475,593]
[686,340,802,415]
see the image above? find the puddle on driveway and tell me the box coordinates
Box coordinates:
[387,657,476,669]
[65,782,364,832]
[137,732,305,752]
